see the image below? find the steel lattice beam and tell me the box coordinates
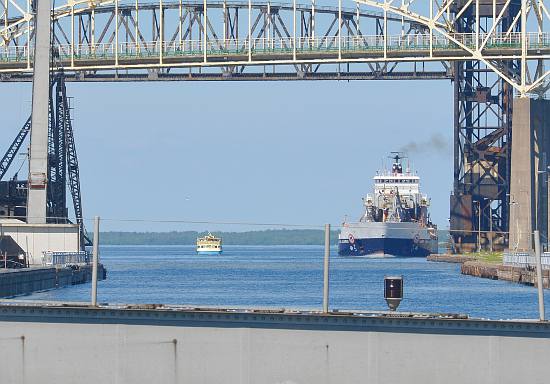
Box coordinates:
[0,1,547,94]
[0,116,30,180]
[0,0,546,94]
[0,0,461,81]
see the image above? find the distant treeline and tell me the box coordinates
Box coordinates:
[100,228,450,246]
[100,229,339,246]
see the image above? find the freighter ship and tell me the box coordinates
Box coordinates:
[338,153,438,257]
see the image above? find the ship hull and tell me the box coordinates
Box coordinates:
[338,237,433,257]
[197,250,222,255]
[338,222,437,257]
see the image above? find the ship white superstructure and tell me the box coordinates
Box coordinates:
[338,153,437,257]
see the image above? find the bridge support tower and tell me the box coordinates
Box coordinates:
[509,98,550,252]
[450,0,520,253]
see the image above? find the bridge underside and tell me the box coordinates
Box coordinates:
[0,69,451,82]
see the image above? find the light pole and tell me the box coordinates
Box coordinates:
[536,166,550,250]
[488,200,493,253]
[476,201,481,253]
[507,193,518,251]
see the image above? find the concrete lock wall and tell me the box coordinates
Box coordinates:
[0,265,105,297]
[0,220,80,265]
[0,306,549,384]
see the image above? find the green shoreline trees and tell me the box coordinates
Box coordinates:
[100,229,339,246]
[100,229,449,246]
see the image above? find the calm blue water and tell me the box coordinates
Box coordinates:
[20,245,550,320]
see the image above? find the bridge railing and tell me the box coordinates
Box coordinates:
[1,32,549,64]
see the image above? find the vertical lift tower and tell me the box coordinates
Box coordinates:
[0,0,88,251]
[450,0,520,252]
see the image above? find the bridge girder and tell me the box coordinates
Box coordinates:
[0,0,512,82]
[0,1,546,92]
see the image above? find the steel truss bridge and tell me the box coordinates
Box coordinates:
[1,0,549,249]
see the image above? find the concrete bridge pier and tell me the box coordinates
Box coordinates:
[510,98,550,251]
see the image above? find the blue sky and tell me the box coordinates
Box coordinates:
[1,79,453,231]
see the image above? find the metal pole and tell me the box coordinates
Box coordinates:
[311,0,315,40]
[26,0,30,69]
[293,0,296,61]
[115,0,119,66]
[338,0,342,60]
[534,230,545,321]
[91,216,100,306]
[71,4,75,67]
[520,0,527,95]
[478,201,481,252]
[160,0,164,64]
[323,223,330,313]
[489,202,493,253]
[248,0,252,62]
[475,0,479,51]
[547,174,550,250]
[203,0,207,62]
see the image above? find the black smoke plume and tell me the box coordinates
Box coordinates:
[399,133,449,156]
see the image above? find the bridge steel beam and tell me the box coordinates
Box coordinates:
[1,0,535,82]
[0,70,451,82]
[0,1,547,91]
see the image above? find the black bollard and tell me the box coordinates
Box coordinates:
[384,276,403,311]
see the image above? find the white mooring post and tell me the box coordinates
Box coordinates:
[91,216,100,307]
[323,224,330,313]
[533,230,545,321]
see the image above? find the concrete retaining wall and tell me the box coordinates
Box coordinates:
[462,261,550,288]
[0,305,549,384]
[0,264,106,297]
[427,253,476,263]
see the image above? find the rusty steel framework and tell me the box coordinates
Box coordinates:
[451,1,520,251]
[0,0,550,249]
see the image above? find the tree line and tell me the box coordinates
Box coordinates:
[100,229,340,246]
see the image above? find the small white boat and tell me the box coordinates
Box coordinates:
[196,232,222,255]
